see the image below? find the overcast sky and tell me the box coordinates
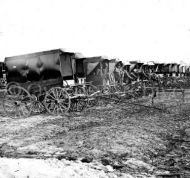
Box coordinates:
[0,0,190,64]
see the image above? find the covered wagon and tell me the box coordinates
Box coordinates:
[3,49,84,118]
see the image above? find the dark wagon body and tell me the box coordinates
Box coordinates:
[5,49,76,89]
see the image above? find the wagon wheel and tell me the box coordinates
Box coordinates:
[44,87,71,115]
[3,85,32,118]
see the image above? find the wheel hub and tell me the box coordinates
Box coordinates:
[55,99,64,104]
[14,101,21,106]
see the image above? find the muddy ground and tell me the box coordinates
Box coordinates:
[0,90,190,177]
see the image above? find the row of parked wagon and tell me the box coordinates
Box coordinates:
[0,49,189,118]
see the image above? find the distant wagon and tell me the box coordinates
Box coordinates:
[185,66,190,76]
[83,56,110,86]
[168,63,179,77]
[154,63,164,75]
[179,65,186,77]
[162,63,170,76]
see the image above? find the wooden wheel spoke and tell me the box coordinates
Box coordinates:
[57,88,62,98]
[53,88,58,99]
[17,109,22,118]
[57,105,64,114]
[45,102,51,109]
[47,93,56,100]
[52,105,56,114]
[21,95,31,101]
[54,88,58,99]
[4,103,16,112]
[53,104,59,114]
[4,99,14,105]
[48,101,55,107]
[59,103,68,110]
[24,101,33,108]
[20,106,27,116]
[47,98,55,102]
[9,88,17,95]
[60,98,70,104]
[58,89,62,98]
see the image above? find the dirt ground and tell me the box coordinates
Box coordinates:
[0,90,190,177]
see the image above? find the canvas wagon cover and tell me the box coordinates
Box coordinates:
[186,66,190,73]
[5,49,75,83]
[155,63,164,73]
[162,64,170,73]
[179,65,186,73]
[83,56,110,86]
[83,56,106,75]
[168,63,178,73]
